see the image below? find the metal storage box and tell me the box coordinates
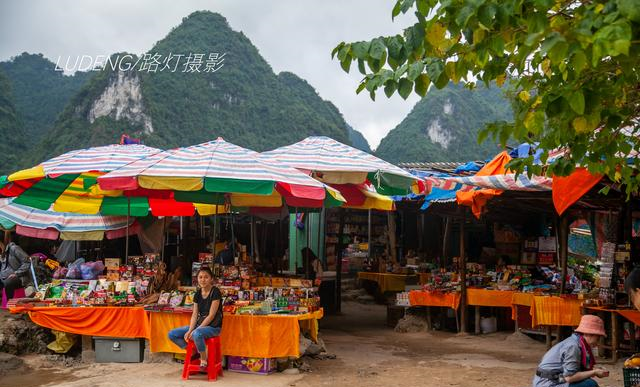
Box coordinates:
[93,337,144,363]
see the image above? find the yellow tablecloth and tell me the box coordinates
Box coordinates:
[357,272,416,292]
[408,290,461,309]
[530,296,582,327]
[148,309,323,357]
[466,289,515,308]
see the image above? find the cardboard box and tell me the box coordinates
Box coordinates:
[227,356,276,375]
[537,252,555,265]
[104,258,121,270]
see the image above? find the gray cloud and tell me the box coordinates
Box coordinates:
[0,0,421,149]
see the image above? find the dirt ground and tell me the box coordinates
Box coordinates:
[0,302,627,387]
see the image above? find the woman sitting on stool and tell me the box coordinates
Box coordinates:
[168,267,223,371]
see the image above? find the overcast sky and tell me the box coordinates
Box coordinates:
[0,0,421,149]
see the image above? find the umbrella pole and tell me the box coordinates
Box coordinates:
[294,208,298,273]
[178,217,183,258]
[250,215,254,264]
[125,197,130,264]
[161,217,166,262]
[306,212,311,279]
[212,205,218,258]
[318,207,323,268]
[230,212,235,263]
[368,209,372,261]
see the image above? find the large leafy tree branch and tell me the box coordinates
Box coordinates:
[333,0,640,193]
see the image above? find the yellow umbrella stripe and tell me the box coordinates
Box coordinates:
[8,165,45,182]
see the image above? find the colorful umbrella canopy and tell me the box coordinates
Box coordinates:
[261,136,423,196]
[97,138,341,211]
[1,144,163,215]
[0,198,136,241]
[8,144,162,180]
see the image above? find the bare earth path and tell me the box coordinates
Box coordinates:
[1,302,626,387]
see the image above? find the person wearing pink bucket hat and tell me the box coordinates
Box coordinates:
[533,314,609,387]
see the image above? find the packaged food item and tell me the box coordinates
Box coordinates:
[169,291,184,307]
[183,290,195,306]
[158,292,171,305]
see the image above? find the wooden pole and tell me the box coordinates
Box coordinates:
[388,212,398,263]
[459,209,468,334]
[442,217,450,269]
[367,209,372,260]
[558,213,569,294]
[335,208,346,313]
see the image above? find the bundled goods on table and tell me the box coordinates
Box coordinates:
[33,278,142,306]
[187,261,320,316]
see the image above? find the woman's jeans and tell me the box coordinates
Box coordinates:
[168,325,221,353]
[569,378,598,387]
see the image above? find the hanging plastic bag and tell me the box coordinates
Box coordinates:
[47,330,77,354]
[65,258,85,279]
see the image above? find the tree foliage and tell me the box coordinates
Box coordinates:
[0,53,91,141]
[333,0,640,193]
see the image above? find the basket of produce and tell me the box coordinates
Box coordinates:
[623,354,640,387]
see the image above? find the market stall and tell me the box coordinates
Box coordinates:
[357,272,417,293]
[2,139,338,370]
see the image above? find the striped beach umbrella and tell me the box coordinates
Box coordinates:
[0,198,136,241]
[1,144,163,215]
[96,138,344,213]
[262,136,423,196]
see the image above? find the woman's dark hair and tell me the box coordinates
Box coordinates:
[301,247,318,261]
[625,267,640,294]
[197,266,214,278]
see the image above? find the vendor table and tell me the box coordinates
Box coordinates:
[148,309,323,357]
[408,290,461,331]
[466,289,515,334]
[357,272,417,293]
[583,306,622,362]
[12,306,323,358]
[582,306,640,363]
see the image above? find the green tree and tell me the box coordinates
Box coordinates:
[333,0,640,193]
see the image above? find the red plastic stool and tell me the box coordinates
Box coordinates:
[1,288,25,309]
[182,336,223,381]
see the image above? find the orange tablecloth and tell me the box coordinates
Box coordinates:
[24,306,150,338]
[14,306,323,358]
[510,292,535,319]
[511,292,535,307]
[466,289,515,308]
[530,296,582,327]
[408,290,461,309]
[616,309,640,326]
[357,272,416,292]
[148,310,323,357]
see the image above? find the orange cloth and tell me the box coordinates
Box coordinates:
[408,290,461,309]
[530,296,582,327]
[456,151,512,218]
[357,272,416,292]
[552,168,602,215]
[510,292,535,319]
[148,310,324,357]
[466,289,514,308]
[617,309,640,326]
[26,306,150,338]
